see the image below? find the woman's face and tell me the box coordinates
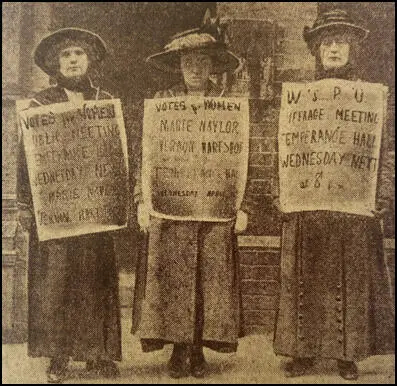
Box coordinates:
[180,52,212,92]
[59,46,89,78]
[319,32,351,70]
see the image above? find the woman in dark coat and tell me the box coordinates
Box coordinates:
[273,10,395,380]
[17,28,121,383]
[132,13,252,379]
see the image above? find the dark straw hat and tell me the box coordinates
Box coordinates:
[146,10,241,74]
[34,27,107,76]
[303,9,369,51]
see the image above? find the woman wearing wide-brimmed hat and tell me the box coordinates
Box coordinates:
[132,12,253,379]
[17,28,121,383]
[273,9,395,380]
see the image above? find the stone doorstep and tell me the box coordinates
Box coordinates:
[2,250,17,266]
[2,221,18,238]
[239,235,280,248]
[119,272,135,308]
[2,327,28,344]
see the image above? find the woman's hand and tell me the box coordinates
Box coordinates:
[371,199,390,219]
[17,203,33,232]
[137,203,150,233]
[234,210,248,233]
[371,208,388,219]
[273,197,293,222]
[273,197,282,212]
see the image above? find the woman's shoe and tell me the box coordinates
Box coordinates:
[47,356,69,384]
[337,360,358,380]
[86,359,120,378]
[86,359,96,372]
[190,344,207,378]
[190,354,207,378]
[168,344,190,378]
[284,357,314,377]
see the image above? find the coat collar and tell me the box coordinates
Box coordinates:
[31,83,101,105]
[168,81,225,97]
[316,63,358,81]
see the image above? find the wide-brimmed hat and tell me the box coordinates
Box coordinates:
[303,9,369,52]
[34,27,107,76]
[146,11,241,74]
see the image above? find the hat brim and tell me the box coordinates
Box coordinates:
[304,22,369,45]
[34,28,107,76]
[146,47,241,74]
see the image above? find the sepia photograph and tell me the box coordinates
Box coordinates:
[2,2,395,384]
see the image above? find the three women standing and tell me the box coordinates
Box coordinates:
[17,9,394,384]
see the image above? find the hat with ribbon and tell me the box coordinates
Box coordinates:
[146,9,241,74]
[303,9,369,52]
[34,27,107,76]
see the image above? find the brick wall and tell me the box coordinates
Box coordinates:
[218,2,317,77]
[239,241,280,334]
[245,101,281,235]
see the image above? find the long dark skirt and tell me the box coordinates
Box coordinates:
[28,225,121,362]
[132,219,244,353]
[274,212,395,362]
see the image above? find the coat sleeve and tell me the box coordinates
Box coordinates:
[239,188,255,215]
[272,137,280,199]
[377,153,393,210]
[239,131,256,215]
[376,109,393,211]
[16,100,40,210]
[16,139,33,209]
[133,157,143,204]
[98,89,114,100]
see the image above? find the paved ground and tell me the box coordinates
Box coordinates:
[2,320,395,384]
